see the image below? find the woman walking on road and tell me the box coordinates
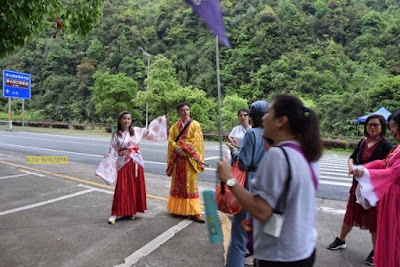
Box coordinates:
[327,114,392,265]
[96,111,167,224]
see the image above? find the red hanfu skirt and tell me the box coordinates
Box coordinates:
[343,179,377,233]
[111,159,146,216]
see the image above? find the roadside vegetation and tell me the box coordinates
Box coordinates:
[1,0,399,149]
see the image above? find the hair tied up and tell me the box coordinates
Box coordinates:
[303,106,310,117]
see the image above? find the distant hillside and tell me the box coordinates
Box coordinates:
[1,0,399,135]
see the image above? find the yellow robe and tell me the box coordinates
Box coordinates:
[166,118,205,215]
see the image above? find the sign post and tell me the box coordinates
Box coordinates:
[2,70,31,130]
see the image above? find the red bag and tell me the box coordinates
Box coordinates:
[215,161,247,214]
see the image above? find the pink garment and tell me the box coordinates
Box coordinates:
[96,115,168,185]
[358,145,400,267]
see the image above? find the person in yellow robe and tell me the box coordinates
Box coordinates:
[166,103,205,223]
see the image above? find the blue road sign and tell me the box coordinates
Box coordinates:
[3,70,31,99]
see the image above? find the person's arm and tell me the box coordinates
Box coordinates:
[142,115,168,142]
[348,139,364,174]
[167,123,184,158]
[216,158,272,221]
[353,159,389,177]
[232,131,256,170]
[354,150,400,203]
[348,158,355,175]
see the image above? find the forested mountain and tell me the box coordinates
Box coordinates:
[1,0,400,135]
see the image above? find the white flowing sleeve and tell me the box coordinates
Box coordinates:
[143,115,168,142]
[95,134,118,185]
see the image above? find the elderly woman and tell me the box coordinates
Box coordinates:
[354,110,400,267]
[327,115,392,265]
[217,94,322,266]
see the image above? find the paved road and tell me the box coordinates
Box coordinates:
[0,131,353,201]
[0,130,376,267]
[0,150,225,266]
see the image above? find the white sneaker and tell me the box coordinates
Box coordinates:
[244,255,254,266]
[108,216,117,224]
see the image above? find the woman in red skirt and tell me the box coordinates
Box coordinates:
[96,111,167,224]
[327,114,392,265]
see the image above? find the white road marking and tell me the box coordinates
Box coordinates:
[0,153,13,157]
[204,156,220,160]
[20,170,47,177]
[320,207,346,215]
[0,143,352,183]
[0,189,94,216]
[323,151,339,157]
[77,184,114,195]
[0,131,109,141]
[114,219,193,267]
[0,143,103,157]
[320,175,352,182]
[319,180,352,187]
[0,143,219,171]
[0,173,29,180]
[0,170,46,180]
[0,132,169,146]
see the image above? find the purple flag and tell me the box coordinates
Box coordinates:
[184,0,231,48]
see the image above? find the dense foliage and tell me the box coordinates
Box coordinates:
[1,0,400,135]
[0,0,103,57]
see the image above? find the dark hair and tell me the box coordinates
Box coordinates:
[250,114,263,128]
[115,111,135,137]
[176,102,189,111]
[237,108,249,116]
[364,114,387,138]
[389,110,400,133]
[272,94,322,161]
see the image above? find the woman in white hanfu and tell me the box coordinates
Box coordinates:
[96,111,167,224]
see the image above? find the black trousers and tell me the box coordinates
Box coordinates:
[255,249,316,267]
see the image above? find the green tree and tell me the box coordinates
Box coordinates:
[167,86,216,131]
[39,75,79,121]
[221,95,249,130]
[316,92,369,136]
[368,75,400,112]
[0,0,104,57]
[135,55,180,115]
[91,71,138,120]
[86,39,105,61]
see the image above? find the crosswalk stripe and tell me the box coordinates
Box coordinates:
[320,175,353,182]
[320,170,350,177]
[319,180,352,187]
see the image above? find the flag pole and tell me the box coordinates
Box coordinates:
[215,35,225,194]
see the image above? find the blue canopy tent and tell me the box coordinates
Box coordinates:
[354,107,392,124]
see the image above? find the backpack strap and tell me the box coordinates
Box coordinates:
[274,146,291,215]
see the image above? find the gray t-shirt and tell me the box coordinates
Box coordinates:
[251,141,319,262]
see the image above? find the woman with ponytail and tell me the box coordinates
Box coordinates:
[217,94,322,266]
